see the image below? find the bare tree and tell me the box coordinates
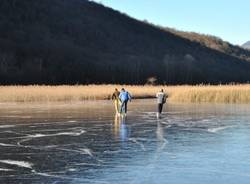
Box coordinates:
[146,76,157,85]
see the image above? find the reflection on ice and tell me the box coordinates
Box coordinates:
[113,115,130,142]
[156,122,164,142]
[156,122,168,151]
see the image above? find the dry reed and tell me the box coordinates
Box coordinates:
[0,85,250,103]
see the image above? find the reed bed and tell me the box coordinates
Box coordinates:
[0,85,250,103]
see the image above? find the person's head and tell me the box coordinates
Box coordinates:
[121,88,125,92]
[161,89,164,92]
[115,88,118,91]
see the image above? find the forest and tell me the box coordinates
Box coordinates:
[1,0,250,85]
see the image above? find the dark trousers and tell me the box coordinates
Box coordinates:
[120,100,128,113]
[158,103,164,113]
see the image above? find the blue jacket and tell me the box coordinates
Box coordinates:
[119,91,132,102]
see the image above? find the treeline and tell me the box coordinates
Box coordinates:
[0,0,250,85]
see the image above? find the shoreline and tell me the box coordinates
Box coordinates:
[1,85,250,104]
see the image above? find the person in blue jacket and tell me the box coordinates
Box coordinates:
[119,88,132,115]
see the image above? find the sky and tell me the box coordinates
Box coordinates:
[93,0,250,45]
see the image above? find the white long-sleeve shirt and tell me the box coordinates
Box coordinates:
[156,92,165,104]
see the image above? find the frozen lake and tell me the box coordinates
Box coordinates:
[0,100,250,184]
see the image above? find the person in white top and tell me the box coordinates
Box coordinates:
[156,89,167,118]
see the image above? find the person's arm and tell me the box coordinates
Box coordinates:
[111,93,115,100]
[128,92,132,102]
[163,93,167,103]
[118,92,121,102]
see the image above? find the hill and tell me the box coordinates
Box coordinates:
[160,27,250,62]
[242,41,250,49]
[1,0,250,85]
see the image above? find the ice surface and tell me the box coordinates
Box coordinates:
[0,100,250,183]
[0,160,33,169]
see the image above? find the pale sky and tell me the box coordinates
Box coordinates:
[93,0,250,45]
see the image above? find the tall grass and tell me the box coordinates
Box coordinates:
[0,85,250,103]
[168,85,250,103]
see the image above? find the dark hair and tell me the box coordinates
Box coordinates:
[161,89,164,92]
[121,88,125,91]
